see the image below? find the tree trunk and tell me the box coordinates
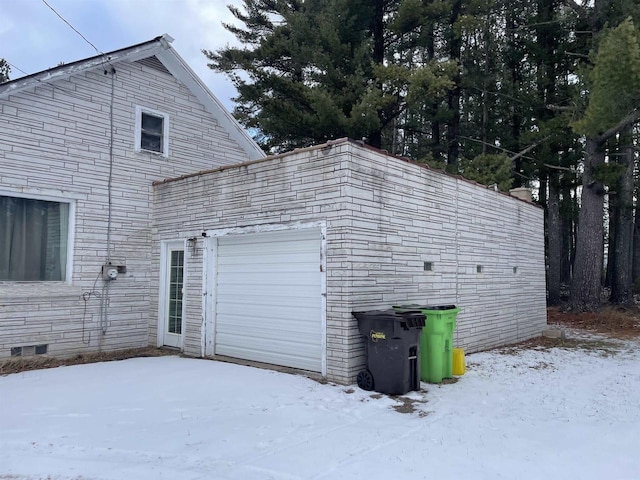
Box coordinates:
[605,195,616,288]
[570,137,606,311]
[560,183,575,285]
[446,0,462,167]
[505,6,523,186]
[547,172,562,305]
[610,127,635,304]
[369,0,385,149]
[632,184,640,284]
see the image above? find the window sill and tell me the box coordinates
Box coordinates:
[135,148,168,158]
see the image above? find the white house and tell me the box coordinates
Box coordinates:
[0,37,547,385]
[0,35,263,359]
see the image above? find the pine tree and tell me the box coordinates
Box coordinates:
[205,0,456,154]
[0,59,10,83]
[571,18,640,310]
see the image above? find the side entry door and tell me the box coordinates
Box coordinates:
[161,241,185,348]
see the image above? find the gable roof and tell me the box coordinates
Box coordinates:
[0,34,265,160]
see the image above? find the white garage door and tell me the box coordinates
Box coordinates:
[215,228,323,372]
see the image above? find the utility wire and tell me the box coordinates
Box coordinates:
[39,0,115,76]
[3,59,98,103]
[41,0,103,55]
[3,60,29,77]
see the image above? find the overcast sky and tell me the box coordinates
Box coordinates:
[0,0,243,110]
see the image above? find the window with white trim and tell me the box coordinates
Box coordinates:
[135,106,169,157]
[0,195,71,281]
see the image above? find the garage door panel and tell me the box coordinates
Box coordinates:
[217,261,319,275]
[216,327,321,343]
[216,311,321,335]
[216,334,322,358]
[215,229,323,373]
[218,252,317,271]
[217,283,320,299]
[216,271,319,287]
[215,340,321,372]
[218,229,319,246]
[217,304,319,316]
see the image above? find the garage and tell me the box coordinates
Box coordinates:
[213,228,325,373]
[153,139,546,384]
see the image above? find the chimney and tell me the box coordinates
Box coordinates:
[509,187,532,203]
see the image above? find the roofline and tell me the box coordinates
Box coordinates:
[0,34,264,160]
[0,35,171,97]
[152,137,540,208]
[154,47,264,160]
[152,138,348,186]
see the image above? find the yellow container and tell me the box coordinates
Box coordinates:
[453,348,466,375]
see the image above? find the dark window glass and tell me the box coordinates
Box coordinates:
[141,112,163,153]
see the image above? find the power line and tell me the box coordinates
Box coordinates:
[3,58,101,104]
[3,60,30,77]
[41,0,103,55]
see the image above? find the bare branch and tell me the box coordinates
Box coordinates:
[544,163,575,172]
[509,136,552,162]
[596,109,640,144]
[547,104,576,112]
[458,136,535,160]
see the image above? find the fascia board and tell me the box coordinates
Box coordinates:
[0,42,165,99]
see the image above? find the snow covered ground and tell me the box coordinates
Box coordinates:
[1,333,639,480]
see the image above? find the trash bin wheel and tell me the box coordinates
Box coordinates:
[357,370,374,391]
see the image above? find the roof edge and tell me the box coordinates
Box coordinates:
[155,47,264,160]
[153,138,348,186]
[153,137,540,208]
[0,35,171,98]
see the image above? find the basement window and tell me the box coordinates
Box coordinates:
[135,106,169,157]
[10,344,48,357]
[0,194,72,281]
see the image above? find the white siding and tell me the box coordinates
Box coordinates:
[152,140,547,384]
[0,59,253,359]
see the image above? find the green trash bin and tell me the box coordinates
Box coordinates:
[394,305,460,383]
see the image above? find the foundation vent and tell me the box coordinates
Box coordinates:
[10,344,48,357]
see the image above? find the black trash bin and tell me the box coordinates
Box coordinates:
[352,309,425,395]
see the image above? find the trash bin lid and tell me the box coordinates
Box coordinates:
[352,309,425,329]
[393,304,458,311]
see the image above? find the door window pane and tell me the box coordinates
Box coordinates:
[168,250,184,335]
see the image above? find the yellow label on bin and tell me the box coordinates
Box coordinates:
[370,330,386,342]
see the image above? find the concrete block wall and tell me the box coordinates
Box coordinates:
[0,57,252,359]
[342,143,547,369]
[152,143,357,380]
[152,139,547,384]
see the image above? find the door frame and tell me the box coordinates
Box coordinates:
[202,222,327,376]
[158,239,187,349]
